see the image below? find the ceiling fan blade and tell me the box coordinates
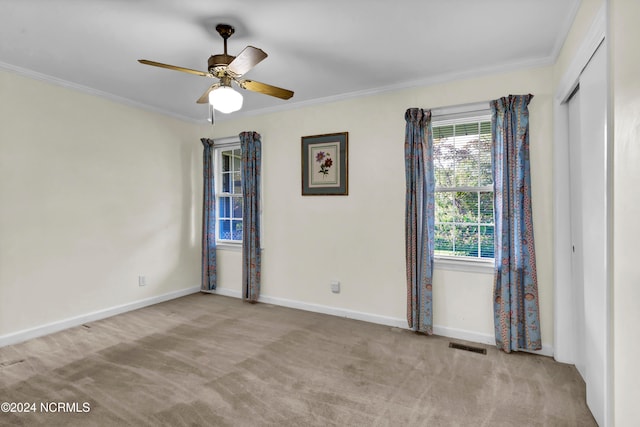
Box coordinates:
[238,79,294,100]
[227,46,267,76]
[138,59,213,78]
[196,83,221,104]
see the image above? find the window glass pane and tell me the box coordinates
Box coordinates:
[233,172,241,194]
[222,172,231,193]
[433,124,454,139]
[219,219,243,241]
[454,191,479,223]
[222,150,232,172]
[479,132,492,186]
[455,122,479,136]
[454,135,479,187]
[435,192,455,224]
[233,149,241,172]
[434,120,493,189]
[454,225,479,257]
[480,121,491,135]
[435,223,454,255]
[434,134,455,187]
[232,197,243,219]
[218,196,231,218]
[231,220,243,241]
[218,219,232,240]
[479,192,493,223]
[480,225,494,259]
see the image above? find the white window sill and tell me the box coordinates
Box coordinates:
[215,244,267,253]
[216,242,242,252]
[434,256,494,274]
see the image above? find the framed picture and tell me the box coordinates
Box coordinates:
[301,132,348,195]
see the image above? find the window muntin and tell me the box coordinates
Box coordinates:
[216,146,243,243]
[433,116,494,260]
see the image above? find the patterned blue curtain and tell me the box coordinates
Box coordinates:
[404,108,435,334]
[239,131,262,302]
[490,94,541,352]
[201,138,217,291]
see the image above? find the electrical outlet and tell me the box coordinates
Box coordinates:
[330,280,340,293]
[138,275,146,286]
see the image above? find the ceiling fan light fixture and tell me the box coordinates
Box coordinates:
[209,86,243,114]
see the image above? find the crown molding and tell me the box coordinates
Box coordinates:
[0,61,200,123]
[550,0,584,63]
[2,52,556,126]
[213,55,556,123]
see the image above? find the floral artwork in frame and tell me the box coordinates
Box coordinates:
[301,132,348,195]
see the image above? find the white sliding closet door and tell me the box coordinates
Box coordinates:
[567,90,585,379]
[567,42,607,426]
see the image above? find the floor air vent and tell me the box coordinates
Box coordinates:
[449,342,487,355]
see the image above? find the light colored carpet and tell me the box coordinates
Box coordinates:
[0,293,596,426]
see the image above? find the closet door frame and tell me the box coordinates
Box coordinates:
[552,4,611,426]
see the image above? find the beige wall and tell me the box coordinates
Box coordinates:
[197,65,555,348]
[611,0,640,424]
[0,70,201,336]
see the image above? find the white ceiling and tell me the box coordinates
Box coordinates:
[0,0,580,122]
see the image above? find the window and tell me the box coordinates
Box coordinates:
[433,114,494,260]
[215,144,243,243]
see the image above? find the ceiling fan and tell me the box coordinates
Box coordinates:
[138,24,294,114]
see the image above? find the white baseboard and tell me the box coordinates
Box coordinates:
[433,325,496,346]
[204,287,554,357]
[260,294,409,329]
[204,287,242,299]
[204,287,406,328]
[524,345,554,358]
[3,284,554,358]
[0,286,200,348]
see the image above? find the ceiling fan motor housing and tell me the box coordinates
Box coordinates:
[208,54,235,75]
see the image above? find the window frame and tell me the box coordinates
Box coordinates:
[430,103,495,274]
[213,137,243,250]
